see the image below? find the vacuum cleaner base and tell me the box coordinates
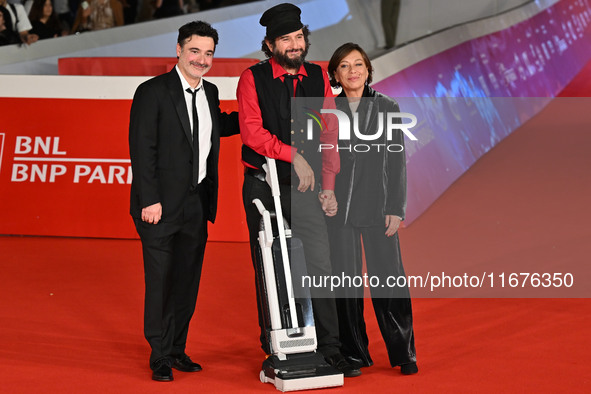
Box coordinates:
[260,352,343,392]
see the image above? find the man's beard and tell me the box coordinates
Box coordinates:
[273,46,309,70]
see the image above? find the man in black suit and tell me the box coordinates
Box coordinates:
[129,20,239,382]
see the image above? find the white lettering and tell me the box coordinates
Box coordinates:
[73,165,91,183]
[318,144,335,152]
[387,144,404,152]
[11,164,68,182]
[107,166,126,184]
[75,164,132,184]
[15,137,32,154]
[320,109,350,140]
[35,137,51,155]
[31,164,48,182]
[11,164,29,181]
[306,119,314,140]
[88,166,107,183]
[51,137,66,155]
[354,112,383,141]
[14,136,68,155]
[49,165,67,182]
[319,110,418,142]
[388,113,418,141]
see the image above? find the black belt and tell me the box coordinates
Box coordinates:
[245,167,292,185]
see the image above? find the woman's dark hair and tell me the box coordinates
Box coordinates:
[28,0,60,32]
[260,25,310,58]
[327,42,374,88]
[178,20,219,49]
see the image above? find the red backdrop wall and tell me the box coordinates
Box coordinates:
[0,95,246,241]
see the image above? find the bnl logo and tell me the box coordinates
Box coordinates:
[304,109,418,152]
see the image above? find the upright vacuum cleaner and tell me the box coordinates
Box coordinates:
[252,158,343,392]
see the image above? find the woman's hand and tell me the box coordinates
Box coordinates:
[319,190,338,216]
[385,215,401,237]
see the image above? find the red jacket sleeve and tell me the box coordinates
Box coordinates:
[236,68,296,165]
[320,70,340,191]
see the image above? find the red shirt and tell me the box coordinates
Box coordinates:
[236,57,339,191]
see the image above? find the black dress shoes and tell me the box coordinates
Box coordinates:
[172,354,202,372]
[400,362,418,375]
[345,355,372,370]
[152,358,173,382]
[325,353,362,377]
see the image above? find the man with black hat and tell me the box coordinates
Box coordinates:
[237,2,361,378]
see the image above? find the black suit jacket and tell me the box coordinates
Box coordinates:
[129,68,239,223]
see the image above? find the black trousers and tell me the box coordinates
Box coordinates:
[327,224,416,367]
[134,186,209,368]
[242,173,341,357]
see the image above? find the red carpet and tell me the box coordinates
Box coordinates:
[2,59,591,393]
[1,238,589,393]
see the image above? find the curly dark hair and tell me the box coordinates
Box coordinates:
[261,25,310,58]
[178,21,219,50]
[327,42,374,88]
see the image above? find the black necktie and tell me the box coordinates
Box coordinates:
[186,87,200,188]
[284,74,299,98]
[282,74,299,120]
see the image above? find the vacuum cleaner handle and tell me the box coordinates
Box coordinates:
[263,158,299,329]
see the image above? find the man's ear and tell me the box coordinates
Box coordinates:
[265,39,274,52]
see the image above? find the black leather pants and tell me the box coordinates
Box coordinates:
[327,224,416,367]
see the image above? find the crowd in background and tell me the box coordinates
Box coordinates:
[0,0,255,46]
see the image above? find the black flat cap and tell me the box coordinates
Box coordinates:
[260,3,303,40]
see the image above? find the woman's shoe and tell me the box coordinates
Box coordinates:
[400,362,418,375]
